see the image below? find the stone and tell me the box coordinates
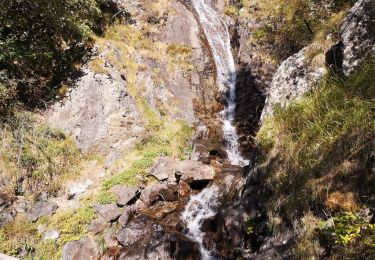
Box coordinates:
[87,216,110,234]
[47,68,145,160]
[68,180,93,199]
[115,220,147,246]
[110,185,139,206]
[176,160,216,184]
[340,0,375,74]
[149,156,177,182]
[27,201,58,222]
[104,231,119,248]
[0,253,19,260]
[94,203,121,222]
[261,48,326,120]
[44,230,60,241]
[118,208,133,228]
[62,236,100,260]
[115,231,201,260]
[0,213,13,227]
[140,184,179,206]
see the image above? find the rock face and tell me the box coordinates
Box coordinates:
[261,48,326,120]
[340,0,375,74]
[27,201,58,222]
[47,68,145,161]
[140,183,179,206]
[61,237,100,260]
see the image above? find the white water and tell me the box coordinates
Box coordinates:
[181,1,249,259]
[181,185,221,259]
[192,0,249,166]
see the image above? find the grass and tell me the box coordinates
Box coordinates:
[0,112,82,199]
[257,57,375,257]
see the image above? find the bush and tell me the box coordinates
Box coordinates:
[0,0,112,106]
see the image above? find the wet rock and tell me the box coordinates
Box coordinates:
[68,180,93,199]
[179,180,191,197]
[261,48,326,120]
[27,201,58,222]
[88,216,110,234]
[101,247,120,260]
[149,156,178,182]
[44,230,60,241]
[140,183,178,206]
[116,231,201,260]
[176,160,215,185]
[110,185,139,206]
[94,203,121,222]
[340,0,375,74]
[115,217,148,246]
[62,236,100,260]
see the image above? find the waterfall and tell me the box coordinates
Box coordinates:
[192,0,249,166]
[181,1,249,259]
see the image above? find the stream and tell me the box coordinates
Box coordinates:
[182,0,249,259]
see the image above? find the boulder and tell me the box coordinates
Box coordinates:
[340,0,375,74]
[115,218,148,246]
[149,156,178,182]
[68,180,93,199]
[0,213,13,227]
[140,184,178,206]
[176,160,215,184]
[118,207,134,228]
[116,231,201,260]
[62,237,100,260]
[27,201,58,222]
[44,230,60,241]
[261,48,326,120]
[87,216,110,234]
[110,185,139,206]
[94,203,121,222]
[104,230,119,248]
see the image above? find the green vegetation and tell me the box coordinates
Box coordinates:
[241,0,355,61]
[0,0,116,108]
[0,203,97,259]
[257,57,375,257]
[0,112,81,199]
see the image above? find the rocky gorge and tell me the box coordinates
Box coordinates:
[0,0,374,259]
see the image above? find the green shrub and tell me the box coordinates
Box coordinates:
[0,0,113,106]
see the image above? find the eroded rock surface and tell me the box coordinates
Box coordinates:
[27,201,58,222]
[261,48,326,120]
[340,0,375,74]
[62,237,100,260]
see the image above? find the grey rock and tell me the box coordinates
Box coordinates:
[118,209,132,228]
[110,185,138,206]
[47,69,145,160]
[340,0,375,74]
[115,220,146,246]
[27,201,58,222]
[44,230,60,241]
[176,160,216,184]
[62,236,100,260]
[140,184,178,206]
[68,180,93,199]
[104,231,119,248]
[87,216,110,235]
[261,48,326,120]
[94,203,121,222]
[0,213,13,227]
[149,156,177,182]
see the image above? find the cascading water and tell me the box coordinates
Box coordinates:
[192,0,249,166]
[181,1,249,259]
